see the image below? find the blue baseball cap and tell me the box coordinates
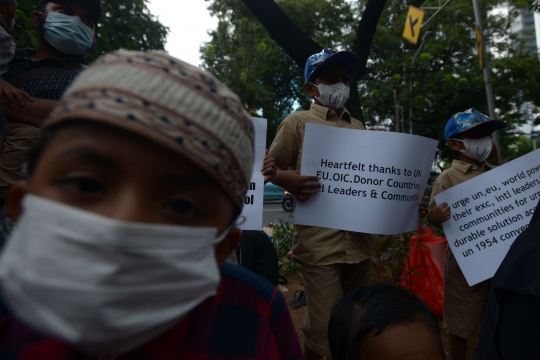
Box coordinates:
[445,108,507,142]
[304,49,359,83]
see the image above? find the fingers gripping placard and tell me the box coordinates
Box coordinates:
[436,149,540,286]
[294,123,438,235]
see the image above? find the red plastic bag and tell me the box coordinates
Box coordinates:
[401,225,447,316]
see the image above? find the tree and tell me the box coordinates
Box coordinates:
[359,0,540,161]
[202,0,358,146]
[202,0,540,161]
[236,0,391,123]
[13,0,168,60]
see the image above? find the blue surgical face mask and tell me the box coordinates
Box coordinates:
[42,12,94,55]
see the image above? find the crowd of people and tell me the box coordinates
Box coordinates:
[0,0,537,359]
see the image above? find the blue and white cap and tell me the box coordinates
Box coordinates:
[304,48,359,83]
[444,108,507,142]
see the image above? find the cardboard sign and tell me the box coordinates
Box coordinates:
[436,149,540,286]
[239,117,267,230]
[294,123,438,234]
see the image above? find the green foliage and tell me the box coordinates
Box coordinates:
[372,221,445,285]
[272,219,300,278]
[504,134,538,160]
[12,0,168,61]
[360,0,540,162]
[203,0,540,158]
[201,0,357,147]
[372,233,410,284]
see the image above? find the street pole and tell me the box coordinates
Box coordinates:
[409,31,431,135]
[471,0,501,159]
[531,102,537,151]
[394,88,400,132]
[401,106,405,133]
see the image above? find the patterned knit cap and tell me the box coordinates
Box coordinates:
[43,50,254,210]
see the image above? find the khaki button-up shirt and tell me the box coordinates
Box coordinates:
[269,103,375,266]
[428,160,496,215]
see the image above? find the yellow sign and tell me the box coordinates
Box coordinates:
[474,24,484,68]
[402,6,425,44]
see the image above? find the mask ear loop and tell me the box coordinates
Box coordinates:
[309,82,322,102]
[234,215,247,227]
[450,138,467,154]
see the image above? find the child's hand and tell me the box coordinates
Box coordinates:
[278,170,320,201]
[0,79,33,107]
[427,202,451,228]
[418,196,429,224]
[261,150,277,184]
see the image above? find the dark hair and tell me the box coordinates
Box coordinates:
[328,284,442,360]
[0,0,16,8]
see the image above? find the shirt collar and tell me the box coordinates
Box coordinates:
[451,159,495,174]
[310,102,351,122]
[14,48,87,65]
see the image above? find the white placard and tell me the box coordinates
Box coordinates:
[239,117,267,230]
[295,123,438,234]
[436,149,540,286]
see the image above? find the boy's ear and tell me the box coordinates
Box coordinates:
[214,228,242,265]
[4,182,29,222]
[448,138,464,151]
[31,11,42,27]
[304,82,319,98]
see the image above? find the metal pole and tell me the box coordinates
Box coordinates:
[394,89,400,132]
[401,106,405,133]
[471,0,500,158]
[531,102,537,151]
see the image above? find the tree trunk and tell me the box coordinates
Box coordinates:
[239,0,388,124]
[240,0,321,67]
[349,0,389,124]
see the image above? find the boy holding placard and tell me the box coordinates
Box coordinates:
[269,48,375,360]
[427,108,507,360]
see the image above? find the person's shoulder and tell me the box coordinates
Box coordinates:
[219,263,280,304]
[281,110,311,125]
[434,167,454,183]
[349,116,365,129]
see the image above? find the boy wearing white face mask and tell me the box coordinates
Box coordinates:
[269,48,375,360]
[0,51,303,358]
[427,108,507,360]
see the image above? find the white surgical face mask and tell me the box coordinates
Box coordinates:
[457,136,492,162]
[0,195,229,355]
[312,82,350,109]
[42,12,94,55]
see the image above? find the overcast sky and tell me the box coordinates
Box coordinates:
[146,0,218,67]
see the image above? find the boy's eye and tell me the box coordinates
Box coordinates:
[62,176,105,195]
[164,199,202,216]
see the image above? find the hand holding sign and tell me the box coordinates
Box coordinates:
[275,170,320,201]
[261,150,277,184]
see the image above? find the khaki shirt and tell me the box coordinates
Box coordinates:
[269,103,375,266]
[428,160,496,215]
